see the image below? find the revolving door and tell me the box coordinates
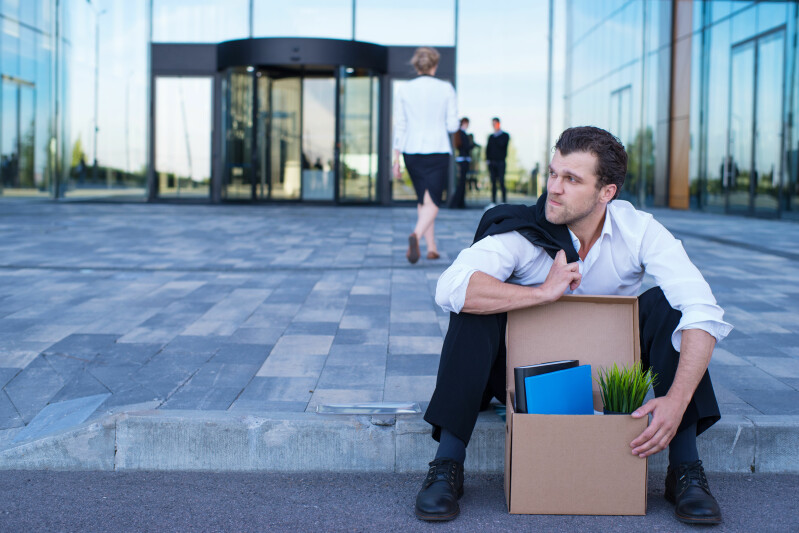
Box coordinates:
[222,66,379,203]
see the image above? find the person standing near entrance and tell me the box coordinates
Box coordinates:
[448,117,473,209]
[393,47,459,263]
[486,117,510,204]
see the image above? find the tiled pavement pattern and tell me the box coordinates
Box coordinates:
[0,200,797,435]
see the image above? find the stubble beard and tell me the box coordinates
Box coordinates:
[545,194,600,227]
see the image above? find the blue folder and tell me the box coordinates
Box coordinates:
[524,364,594,415]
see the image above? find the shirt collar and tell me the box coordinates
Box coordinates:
[567,206,613,254]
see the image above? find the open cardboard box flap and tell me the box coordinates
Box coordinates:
[504,295,648,515]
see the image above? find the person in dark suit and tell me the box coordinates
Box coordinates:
[448,117,473,209]
[486,118,510,204]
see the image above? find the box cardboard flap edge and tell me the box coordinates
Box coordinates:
[505,294,648,515]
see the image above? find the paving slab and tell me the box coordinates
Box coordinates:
[0,201,798,471]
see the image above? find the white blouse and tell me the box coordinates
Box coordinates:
[393,76,459,155]
[435,200,733,351]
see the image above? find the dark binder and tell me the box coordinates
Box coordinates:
[514,359,579,413]
[524,364,594,415]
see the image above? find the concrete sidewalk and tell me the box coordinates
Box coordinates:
[0,200,798,472]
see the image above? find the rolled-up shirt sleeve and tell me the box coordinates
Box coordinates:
[435,232,534,313]
[639,217,733,350]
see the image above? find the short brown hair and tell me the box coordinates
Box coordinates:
[554,126,627,200]
[411,47,440,74]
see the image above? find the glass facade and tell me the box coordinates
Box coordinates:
[2,1,796,219]
[563,0,798,219]
[1,0,63,198]
[561,0,671,208]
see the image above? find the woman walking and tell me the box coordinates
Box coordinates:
[393,47,459,263]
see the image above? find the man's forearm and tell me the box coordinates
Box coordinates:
[666,328,716,409]
[461,271,550,314]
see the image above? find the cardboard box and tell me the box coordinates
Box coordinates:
[504,295,648,515]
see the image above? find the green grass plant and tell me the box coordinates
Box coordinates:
[596,362,657,414]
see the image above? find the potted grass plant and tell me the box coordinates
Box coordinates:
[596,362,657,415]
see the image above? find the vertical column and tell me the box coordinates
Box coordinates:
[668,0,693,209]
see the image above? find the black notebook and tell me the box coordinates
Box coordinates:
[514,360,579,413]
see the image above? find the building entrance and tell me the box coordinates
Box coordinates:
[149,38,454,204]
[222,65,378,203]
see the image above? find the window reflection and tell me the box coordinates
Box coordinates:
[224,69,254,200]
[302,76,336,200]
[155,77,212,198]
[339,67,378,203]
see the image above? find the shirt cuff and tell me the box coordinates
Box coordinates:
[671,319,734,352]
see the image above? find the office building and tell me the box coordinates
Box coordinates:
[1,1,796,219]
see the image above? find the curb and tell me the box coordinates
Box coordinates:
[1,410,797,473]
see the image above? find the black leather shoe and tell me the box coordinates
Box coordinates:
[665,460,722,525]
[414,458,464,521]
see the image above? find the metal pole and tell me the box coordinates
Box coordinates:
[249,0,254,38]
[93,13,100,182]
[352,0,356,40]
[54,0,61,198]
[543,0,554,196]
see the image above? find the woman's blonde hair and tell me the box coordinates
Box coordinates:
[411,47,440,75]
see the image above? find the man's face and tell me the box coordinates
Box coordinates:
[492,120,500,132]
[545,150,612,226]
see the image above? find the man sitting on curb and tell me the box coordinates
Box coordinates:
[415,126,732,525]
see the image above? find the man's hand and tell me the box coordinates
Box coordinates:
[538,249,581,303]
[629,395,688,458]
[392,160,401,180]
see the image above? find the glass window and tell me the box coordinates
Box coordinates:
[19,26,35,82]
[155,77,212,199]
[355,0,455,46]
[153,0,248,43]
[302,76,335,200]
[223,69,253,200]
[64,0,148,198]
[253,0,352,40]
[18,0,34,26]
[757,1,788,34]
[702,18,731,211]
[2,16,21,78]
[730,3,757,45]
[269,76,302,200]
[1,0,19,19]
[390,79,415,202]
[1,80,19,191]
[339,68,378,203]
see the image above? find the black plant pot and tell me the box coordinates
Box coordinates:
[602,407,631,415]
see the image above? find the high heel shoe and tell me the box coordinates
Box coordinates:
[407,233,420,264]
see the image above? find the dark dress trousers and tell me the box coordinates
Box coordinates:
[486,131,510,203]
[423,197,721,445]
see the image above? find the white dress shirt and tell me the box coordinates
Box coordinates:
[393,76,459,155]
[435,200,733,351]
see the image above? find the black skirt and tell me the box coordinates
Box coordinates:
[403,153,450,206]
